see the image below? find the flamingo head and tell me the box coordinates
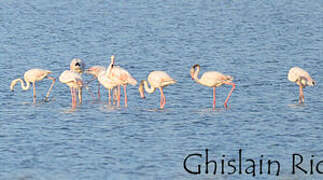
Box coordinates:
[70,58,85,74]
[190,64,200,80]
[299,76,315,87]
[138,80,145,98]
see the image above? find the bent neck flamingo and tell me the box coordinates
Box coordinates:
[288,67,315,104]
[138,71,176,109]
[10,69,56,103]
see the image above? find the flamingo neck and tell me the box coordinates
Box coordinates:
[10,78,30,91]
[142,80,155,94]
[193,66,202,84]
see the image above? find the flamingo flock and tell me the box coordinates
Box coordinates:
[10,56,316,109]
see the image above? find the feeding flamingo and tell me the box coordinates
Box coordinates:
[59,70,83,108]
[59,58,85,108]
[85,58,118,104]
[138,71,176,109]
[85,65,105,99]
[190,64,235,109]
[10,69,56,103]
[69,58,85,103]
[288,67,315,104]
[108,55,137,107]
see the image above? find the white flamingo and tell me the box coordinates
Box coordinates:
[288,67,315,104]
[10,69,56,103]
[190,64,236,109]
[139,71,176,109]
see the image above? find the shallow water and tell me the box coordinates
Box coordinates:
[0,0,323,179]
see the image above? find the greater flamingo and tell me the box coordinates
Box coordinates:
[108,55,137,107]
[10,69,56,103]
[59,70,83,108]
[288,67,315,104]
[138,71,176,109]
[69,58,85,103]
[190,64,236,109]
[85,65,105,99]
[59,58,85,108]
[85,60,118,104]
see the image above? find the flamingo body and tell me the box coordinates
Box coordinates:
[190,64,235,109]
[288,67,315,103]
[139,71,176,109]
[10,68,56,103]
[107,56,137,107]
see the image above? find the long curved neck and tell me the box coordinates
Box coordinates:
[142,80,155,94]
[193,66,202,84]
[10,78,30,91]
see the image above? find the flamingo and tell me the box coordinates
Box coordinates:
[59,58,85,108]
[59,70,83,108]
[190,64,236,109]
[108,55,137,107]
[85,65,105,99]
[138,71,176,109]
[69,58,85,103]
[288,67,315,104]
[10,69,56,103]
[85,64,118,104]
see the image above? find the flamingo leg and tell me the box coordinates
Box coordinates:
[32,82,36,103]
[159,87,165,109]
[223,82,236,109]
[117,85,121,107]
[45,76,56,101]
[78,88,83,104]
[71,87,76,109]
[108,89,111,105]
[299,85,304,104]
[98,83,101,100]
[123,85,128,107]
[213,87,216,110]
[113,87,118,105]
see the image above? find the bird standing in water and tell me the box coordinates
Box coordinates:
[10,69,56,103]
[108,55,137,107]
[59,58,85,108]
[139,71,176,109]
[288,67,315,104]
[190,64,235,109]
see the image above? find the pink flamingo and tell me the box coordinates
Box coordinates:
[69,58,85,103]
[85,65,105,99]
[85,58,118,104]
[190,64,236,109]
[288,67,315,104]
[59,58,85,108]
[138,71,176,109]
[108,55,137,107]
[59,70,83,108]
[10,69,56,103]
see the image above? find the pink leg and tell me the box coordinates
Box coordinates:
[159,87,165,109]
[45,76,56,101]
[33,82,36,103]
[213,87,216,110]
[299,85,304,104]
[98,84,101,100]
[117,85,121,107]
[224,82,236,109]
[70,87,76,108]
[123,85,128,107]
[108,89,111,105]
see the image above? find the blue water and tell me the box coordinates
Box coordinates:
[1,0,323,179]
